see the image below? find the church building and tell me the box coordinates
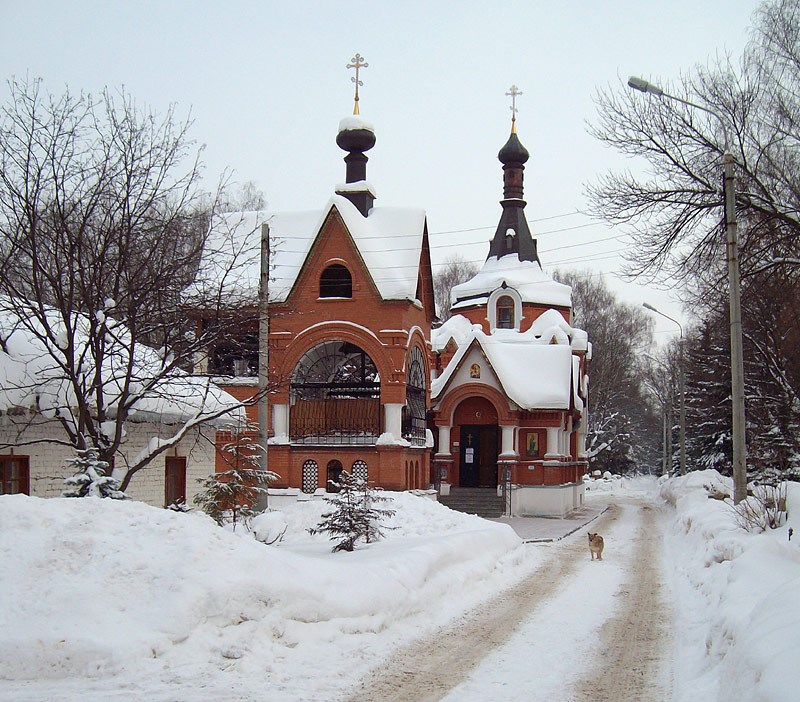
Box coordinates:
[191,57,434,493]
[191,63,588,516]
[430,89,590,517]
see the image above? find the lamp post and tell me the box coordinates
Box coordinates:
[643,303,686,476]
[628,76,747,503]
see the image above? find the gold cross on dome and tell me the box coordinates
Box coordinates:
[506,84,522,132]
[347,53,369,115]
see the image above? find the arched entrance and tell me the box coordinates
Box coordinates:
[453,396,499,487]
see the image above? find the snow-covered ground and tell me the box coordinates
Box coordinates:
[1,473,798,701]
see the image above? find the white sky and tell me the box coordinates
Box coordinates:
[0,0,761,341]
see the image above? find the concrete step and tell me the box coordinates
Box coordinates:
[439,488,505,518]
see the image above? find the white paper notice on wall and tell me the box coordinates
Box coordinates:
[465,448,474,464]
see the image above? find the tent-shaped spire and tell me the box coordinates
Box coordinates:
[486,85,540,264]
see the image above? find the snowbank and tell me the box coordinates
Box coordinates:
[0,492,522,699]
[660,471,800,702]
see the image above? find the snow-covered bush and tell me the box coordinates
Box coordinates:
[62,448,126,499]
[732,483,788,532]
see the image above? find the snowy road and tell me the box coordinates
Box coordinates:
[341,494,672,702]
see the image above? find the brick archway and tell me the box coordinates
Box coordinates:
[279,321,394,392]
[435,383,515,426]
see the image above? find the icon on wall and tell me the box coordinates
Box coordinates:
[526,432,540,458]
[470,363,481,378]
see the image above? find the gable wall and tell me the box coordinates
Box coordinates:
[269,211,430,405]
[210,208,433,492]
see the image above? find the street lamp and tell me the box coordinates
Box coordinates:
[643,303,686,476]
[628,76,747,503]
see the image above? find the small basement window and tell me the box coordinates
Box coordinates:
[320,264,352,298]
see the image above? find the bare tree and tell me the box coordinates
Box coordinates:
[0,77,259,490]
[433,254,479,320]
[555,270,659,473]
[588,0,800,285]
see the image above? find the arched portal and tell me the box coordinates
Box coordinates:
[453,396,500,487]
[290,340,380,445]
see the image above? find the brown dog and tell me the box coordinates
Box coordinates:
[588,532,604,561]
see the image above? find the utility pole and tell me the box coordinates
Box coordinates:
[258,222,270,509]
[630,77,746,499]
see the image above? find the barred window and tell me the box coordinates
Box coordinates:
[351,460,368,483]
[301,460,318,494]
[403,346,427,447]
[290,340,380,445]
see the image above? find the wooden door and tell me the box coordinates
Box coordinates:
[459,426,480,487]
[477,426,499,487]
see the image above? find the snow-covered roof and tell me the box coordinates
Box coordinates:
[431,308,587,354]
[431,311,588,411]
[0,300,243,425]
[432,331,572,410]
[451,255,572,310]
[186,195,426,306]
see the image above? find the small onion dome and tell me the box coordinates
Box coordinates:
[337,115,376,153]
[498,131,529,165]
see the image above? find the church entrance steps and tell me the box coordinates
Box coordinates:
[438,487,505,518]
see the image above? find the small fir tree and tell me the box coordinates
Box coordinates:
[359,477,396,544]
[62,448,126,499]
[309,471,395,552]
[193,430,277,530]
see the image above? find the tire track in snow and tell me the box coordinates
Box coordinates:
[571,500,672,702]
[338,505,621,702]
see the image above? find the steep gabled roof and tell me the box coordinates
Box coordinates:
[431,324,573,411]
[186,194,427,306]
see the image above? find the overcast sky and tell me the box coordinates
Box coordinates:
[1,0,761,340]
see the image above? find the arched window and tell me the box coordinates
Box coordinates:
[301,460,318,494]
[290,340,381,445]
[402,346,427,446]
[496,295,515,329]
[326,460,344,492]
[351,460,368,484]
[320,264,352,298]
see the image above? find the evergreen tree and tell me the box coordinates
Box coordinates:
[359,477,396,544]
[684,319,733,474]
[62,448,126,499]
[193,430,277,530]
[309,471,395,552]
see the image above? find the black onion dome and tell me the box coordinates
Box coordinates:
[336,127,376,154]
[498,131,529,165]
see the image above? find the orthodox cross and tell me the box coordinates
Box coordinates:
[347,53,369,115]
[506,84,522,131]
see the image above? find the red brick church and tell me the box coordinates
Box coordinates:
[190,67,588,516]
